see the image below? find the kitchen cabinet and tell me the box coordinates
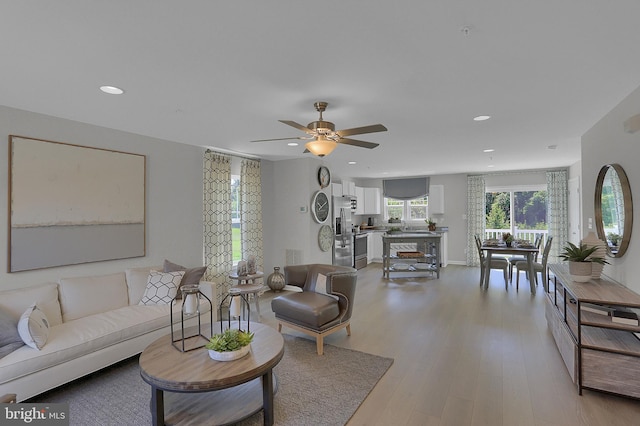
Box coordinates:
[331,183,343,197]
[429,185,444,214]
[355,186,365,215]
[342,180,356,197]
[546,263,640,399]
[364,187,381,214]
[368,231,384,263]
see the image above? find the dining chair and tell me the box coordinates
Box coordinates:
[474,235,509,288]
[514,236,554,292]
[508,233,542,282]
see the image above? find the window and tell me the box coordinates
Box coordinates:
[485,186,547,239]
[384,196,429,222]
[231,175,241,263]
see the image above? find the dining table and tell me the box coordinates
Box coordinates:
[481,243,540,294]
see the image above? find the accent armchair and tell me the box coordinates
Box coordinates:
[270,264,357,355]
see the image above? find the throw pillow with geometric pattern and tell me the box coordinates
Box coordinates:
[139,270,185,305]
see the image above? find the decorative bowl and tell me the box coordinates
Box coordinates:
[208,344,251,361]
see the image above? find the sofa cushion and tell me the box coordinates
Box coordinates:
[138,270,184,305]
[163,259,207,296]
[0,307,24,359]
[125,266,161,305]
[17,304,49,350]
[59,272,129,322]
[0,283,62,327]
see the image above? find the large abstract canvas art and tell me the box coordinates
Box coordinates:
[8,136,146,272]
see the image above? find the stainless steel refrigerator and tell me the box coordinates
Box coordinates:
[332,196,354,267]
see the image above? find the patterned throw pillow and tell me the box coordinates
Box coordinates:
[17,304,50,350]
[138,270,185,305]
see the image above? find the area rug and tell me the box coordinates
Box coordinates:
[30,335,393,425]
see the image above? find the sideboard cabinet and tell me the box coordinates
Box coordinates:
[546,263,640,399]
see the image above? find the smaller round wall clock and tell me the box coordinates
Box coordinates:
[311,190,330,223]
[318,166,331,188]
[318,224,333,252]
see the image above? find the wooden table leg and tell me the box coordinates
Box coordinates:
[262,369,274,425]
[150,386,164,426]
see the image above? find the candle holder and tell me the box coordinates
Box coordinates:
[171,284,213,352]
[219,287,251,333]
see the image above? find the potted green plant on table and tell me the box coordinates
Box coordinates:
[425,218,436,231]
[206,328,254,361]
[607,232,621,248]
[502,232,514,247]
[559,242,609,282]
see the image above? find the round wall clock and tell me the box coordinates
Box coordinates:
[318,224,333,252]
[318,166,331,188]
[311,190,330,223]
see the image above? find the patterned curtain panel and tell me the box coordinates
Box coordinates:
[203,150,232,306]
[466,175,486,266]
[546,170,569,263]
[240,158,264,272]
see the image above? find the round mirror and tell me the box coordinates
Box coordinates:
[594,164,633,257]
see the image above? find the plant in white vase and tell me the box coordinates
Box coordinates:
[559,242,609,282]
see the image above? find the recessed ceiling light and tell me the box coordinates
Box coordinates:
[348,161,357,165]
[547,144,558,150]
[100,85,124,95]
[488,164,495,168]
[483,149,495,153]
[473,115,491,121]
[287,142,299,146]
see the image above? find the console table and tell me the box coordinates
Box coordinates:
[546,263,640,399]
[382,233,441,278]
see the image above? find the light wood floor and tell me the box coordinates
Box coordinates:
[255,263,640,426]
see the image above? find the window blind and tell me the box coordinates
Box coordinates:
[382,177,430,200]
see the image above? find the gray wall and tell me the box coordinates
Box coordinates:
[581,84,640,291]
[0,106,205,291]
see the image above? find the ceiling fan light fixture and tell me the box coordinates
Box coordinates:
[305,136,337,157]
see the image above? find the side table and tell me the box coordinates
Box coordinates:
[228,271,265,321]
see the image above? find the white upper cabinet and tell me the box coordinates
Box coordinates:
[331,183,343,197]
[355,186,365,215]
[429,185,444,214]
[342,180,356,197]
[364,187,381,214]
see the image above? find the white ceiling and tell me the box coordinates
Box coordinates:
[3,1,640,179]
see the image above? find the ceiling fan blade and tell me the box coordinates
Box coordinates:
[336,124,387,137]
[250,136,307,142]
[338,138,379,149]
[279,120,312,133]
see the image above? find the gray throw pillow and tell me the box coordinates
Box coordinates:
[0,307,25,359]
[163,259,207,291]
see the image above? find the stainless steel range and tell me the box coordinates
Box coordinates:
[354,233,368,269]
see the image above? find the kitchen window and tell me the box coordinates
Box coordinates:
[384,196,429,222]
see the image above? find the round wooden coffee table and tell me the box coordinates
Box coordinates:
[139,322,284,426]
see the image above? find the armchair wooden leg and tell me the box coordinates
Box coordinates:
[316,335,324,355]
[346,323,351,336]
[277,322,282,332]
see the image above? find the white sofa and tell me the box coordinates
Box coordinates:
[0,266,216,402]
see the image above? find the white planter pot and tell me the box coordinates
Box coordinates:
[569,261,592,282]
[208,344,251,361]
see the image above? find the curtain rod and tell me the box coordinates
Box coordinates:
[205,147,261,161]
[468,167,568,178]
